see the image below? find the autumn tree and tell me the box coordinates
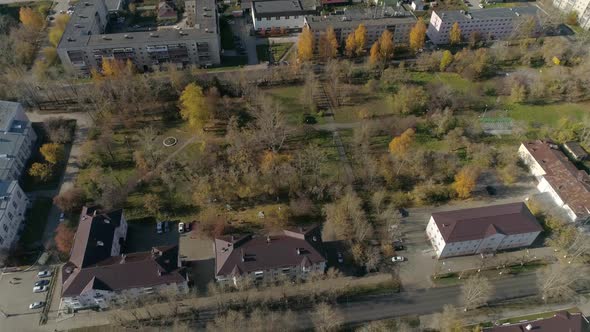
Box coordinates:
[144,193,162,218]
[297,26,314,62]
[53,188,86,214]
[312,303,343,332]
[449,22,461,45]
[378,29,394,60]
[55,223,75,254]
[29,162,53,181]
[409,18,427,51]
[179,83,210,131]
[461,274,492,310]
[387,85,428,114]
[440,50,453,71]
[40,143,65,164]
[369,41,382,66]
[19,7,44,31]
[452,166,480,199]
[48,14,70,47]
[345,32,356,57]
[436,305,465,332]
[389,128,415,157]
[353,24,367,56]
[318,26,339,60]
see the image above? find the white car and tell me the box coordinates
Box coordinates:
[59,212,65,223]
[29,302,45,309]
[37,270,52,278]
[178,222,185,233]
[33,286,48,293]
[391,256,405,262]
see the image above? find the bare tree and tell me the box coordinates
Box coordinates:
[435,304,465,332]
[365,246,382,272]
[207,310,245,332]
[250,97,290,153]
[539,264,578,303]
[312,302,344,332]
[461,274,492,311]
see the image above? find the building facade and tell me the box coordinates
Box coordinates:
[427,7,540,45]
[57,0,221,73]
[553,0,590,29]
[426,203,542,258]
[519,140,590,222]
[61,207,187,310]
[0,101,37,182]
[215,226,326,287]
[251,0,317,32]
[304,8,415,49]
[0,181,29,250]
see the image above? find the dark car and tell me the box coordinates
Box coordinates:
[485,185,497,196]
[34,280,49,287]
[398,208,409,218]
[164,221,170,233]
[394,244,405,251]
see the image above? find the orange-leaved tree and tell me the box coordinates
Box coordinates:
[409,18,427,51]
[55,223,76,254]
[369,41,382,66]
[319,26,339,60]
[452,166,480,199]
[378,30,394,60]
[353,24,367,56]
[19,7,44,31]
[297,26,314,62]
[389,128,415,157]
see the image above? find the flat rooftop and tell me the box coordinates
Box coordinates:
[59,0,217,49]
[254,0,302,13]
[305,7,415,29]
[434,6,539,22]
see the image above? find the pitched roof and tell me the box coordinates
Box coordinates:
[69,207,125,268]
[62,245,186,297]
[215,225,326,277]
[157,1,177,19]
[431,202,542,243]
[483,311,589,332]
[521,140,590,218]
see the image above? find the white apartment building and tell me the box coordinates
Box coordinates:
[0,181,29,250]
[519,140,590,223]
[427,7,540,45]
[553,0,590,29]
[215,226,326,287]
[251,0,317,33]
[61,207,187,310]
[0,101,37,182]
[426,203,542,258]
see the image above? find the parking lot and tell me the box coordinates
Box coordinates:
[394,178,551,290]
[0,268,55,332]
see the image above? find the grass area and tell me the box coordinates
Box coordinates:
[19,198,52,250]
[410,72,472,92]
[506,101,590,127]
[219,17,234,50]
[265,86,327,126]
[256,44,269,62]
[257,43,293,63]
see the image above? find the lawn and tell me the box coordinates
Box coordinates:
[265,85,327,125]
[257,43,293,63]
[410,72,472,92]
[506,102,590,127]
[19,198,52,250]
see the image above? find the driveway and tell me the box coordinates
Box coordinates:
[232,17,258,65]
[25,111,92,247]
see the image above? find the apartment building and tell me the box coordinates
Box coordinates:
[251,0,317,32]
[426,203,542,258]
[553,0,590,29]
[0,181,29,251]
[215,225,326,287]
[61,207,187,310]
[56,0,220,73]
[0,101,37,182]
[427,7,540,45]
[304,7,415,48]
[519,140,590,223]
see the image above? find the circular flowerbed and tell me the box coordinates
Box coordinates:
[163,137,178,147]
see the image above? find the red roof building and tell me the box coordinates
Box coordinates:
[483,311,589,332]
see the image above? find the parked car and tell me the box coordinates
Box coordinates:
[29,302,45,309]
[59,212,65,223]
[37,270,52,278]
[34,280,50,287]
[485,185,497,196]
[337,252,344,264]
[156,222,163,234]
[33,285,48,293]
[394,244,405,251]
[391,256,405,262]
[164,221,170,233]
[398,208,409,218]
[178,222,185,233]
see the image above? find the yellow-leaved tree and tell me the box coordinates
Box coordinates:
[353,24,367,56]
[19,7,44,31]
[40,143,65,164]
[179,83,210,131]
[319,26,339,60]
[449,22,461,45]
[452,167,480,199]
[440,50,453,71]
[378,30,394,60]
[49,14,71,47]
[369,41,381,66]
[409,18,427,51]
[345,32,356,57]
[297,26,314,62]
[388,128,415,157]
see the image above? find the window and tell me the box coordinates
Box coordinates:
[7,212,12,220]
[16,191,21,199]
[2,225,6,233]
[0,236,4,245]
[12,201,17,209]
